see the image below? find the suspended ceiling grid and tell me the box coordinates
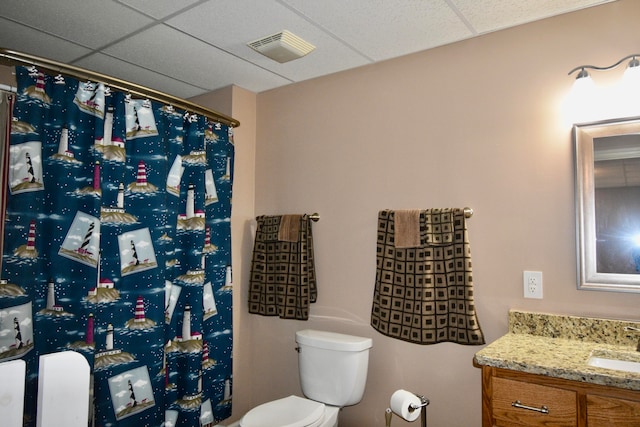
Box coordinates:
[0,0,618,98]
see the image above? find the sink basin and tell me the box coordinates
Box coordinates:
[587,354,640,373]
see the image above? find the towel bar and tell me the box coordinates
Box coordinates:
[266,211,466,222]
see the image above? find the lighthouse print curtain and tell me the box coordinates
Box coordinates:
[0,67,234,427]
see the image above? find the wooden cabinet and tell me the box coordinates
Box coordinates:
[586,394,640,427]
[492,376,577,426]
[481,366,640,427]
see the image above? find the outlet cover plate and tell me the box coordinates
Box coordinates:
[524,271,543,299]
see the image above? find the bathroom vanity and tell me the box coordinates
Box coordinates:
[479,365,640,426]
[474,310,640,427]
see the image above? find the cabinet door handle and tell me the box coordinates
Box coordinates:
[511,400,549,414]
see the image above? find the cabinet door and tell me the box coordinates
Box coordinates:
[587,394,640,426]
[492,377,577,426]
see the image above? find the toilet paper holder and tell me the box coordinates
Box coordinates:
[387,391,430,427]
[409,393,429,427]
[408,393,430,412]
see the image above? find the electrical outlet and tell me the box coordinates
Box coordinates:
[523,271,543,299]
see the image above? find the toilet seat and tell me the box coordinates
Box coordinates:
[240,395,326,427]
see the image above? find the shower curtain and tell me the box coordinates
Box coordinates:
[0,67,234,427]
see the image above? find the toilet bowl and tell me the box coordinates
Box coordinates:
[240,395,339,427]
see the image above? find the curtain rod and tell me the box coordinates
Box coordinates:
[0,47,240,128]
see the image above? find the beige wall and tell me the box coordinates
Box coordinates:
[0,65,14,89]
[240,1,640,426]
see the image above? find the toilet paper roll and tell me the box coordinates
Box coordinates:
[390,389,421,422]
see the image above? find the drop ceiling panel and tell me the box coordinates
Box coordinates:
[0,0,621,97]
[450,0,617,34]
[166,0,371,82]
[116,0,202,20]
[74,52,207,99]
[102,24,291,93]
[0,18,91,63]
[0,0,153,49]
[281,0,474,61]
[166,0,311,52]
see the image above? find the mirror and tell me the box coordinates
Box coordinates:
[574,116,640,292]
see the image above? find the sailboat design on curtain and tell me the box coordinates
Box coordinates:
[0,66,235,427]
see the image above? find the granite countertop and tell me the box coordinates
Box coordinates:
[473,310,640,391]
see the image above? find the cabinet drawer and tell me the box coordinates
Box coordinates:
[492,377,577,426]
[587,394,640,427]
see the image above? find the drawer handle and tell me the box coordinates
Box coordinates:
[511,400,549,414]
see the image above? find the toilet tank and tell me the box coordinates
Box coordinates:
[295,330,372,407]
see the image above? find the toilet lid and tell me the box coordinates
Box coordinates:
[240,395,325,427]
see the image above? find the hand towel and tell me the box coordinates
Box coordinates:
[394,209,421,248]
[278,214,301,242]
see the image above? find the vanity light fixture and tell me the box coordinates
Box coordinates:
[565,54,640,124]
[568,53,640,86]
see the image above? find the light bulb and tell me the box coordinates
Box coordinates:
[566,71,599,123]
[572,73,594,94]
[622,57,640,89]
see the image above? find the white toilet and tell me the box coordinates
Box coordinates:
[238,329,373,427]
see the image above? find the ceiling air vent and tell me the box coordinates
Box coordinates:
[247,30,315,63]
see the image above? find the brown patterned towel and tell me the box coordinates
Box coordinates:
[371,208,485,345]
[249,214,317,320]
[394,209,421,248]
[278,214,301,242]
